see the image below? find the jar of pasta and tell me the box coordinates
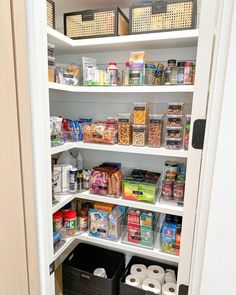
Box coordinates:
[132,125,147,147]
[133,102,149,125]
[147,114,163,148]
[118,113,132,145]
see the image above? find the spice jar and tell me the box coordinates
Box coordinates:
[108,62,118,86]
[177,62,185,84]
[79,210,88,232]
[147,114,163,148]
[173,181,185,201]
[165,59,177,85]
[53,211,63,232]
[184,62,193,85]
[184,115,191,150]
[162,180,173,200]
[64,209,77,236]
[167,103,184,115]
[132,125,147,147]
[133,102,148,125]
[154,63,164,85]
[118,113,132,145]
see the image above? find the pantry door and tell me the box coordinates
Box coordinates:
[0,0,40,295]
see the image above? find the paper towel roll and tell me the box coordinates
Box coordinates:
[142,278,161,294]
[125,275,141,288]
[93,268,107,278]
[162,283,177,295]
[131,264,147,282]
[165,269,177,283]
[147,265,165,285]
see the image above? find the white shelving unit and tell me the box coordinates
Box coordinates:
[51,142,188,158]
[25,0,216,293]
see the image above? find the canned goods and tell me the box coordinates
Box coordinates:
[162,180,173,200]
[165,161,178,180]
[69,168,77,192]
[64,209,77,236]
[178,163,186,174]
[173,181,185,201]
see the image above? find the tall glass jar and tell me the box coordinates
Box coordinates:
[165,59,177,85]
[183,62,193,85]
[177,62,185,84]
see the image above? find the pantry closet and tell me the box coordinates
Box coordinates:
[23,0,226,294]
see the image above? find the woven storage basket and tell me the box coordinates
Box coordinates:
[64,7,129,39]
[47,0,55,29]
[130,0,197,34]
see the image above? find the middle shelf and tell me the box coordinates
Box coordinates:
[51,142,188,158]
[53,191,183,216]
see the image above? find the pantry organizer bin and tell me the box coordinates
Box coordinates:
[120,256,178,295]
[62,243,125,295]
[129,0,197,35]
[64,7,129,39]
[46,0,55,29]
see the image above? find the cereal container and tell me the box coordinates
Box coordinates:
[147,114,163,148]
[133,102,149,125]
[167,103,184,115]
[166,115,183,128]
[118,113,132,145]
[132,125,147,147]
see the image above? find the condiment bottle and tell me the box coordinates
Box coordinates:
[165,59,177,85]
[177,62,185,84]
[64,209,77,236]
[79,210,88,232]
[183,62,193,84]
[77,169,84,192]
[108,62,118,86]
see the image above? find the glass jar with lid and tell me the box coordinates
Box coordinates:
[165,59,177,85]
[177,62,185,84]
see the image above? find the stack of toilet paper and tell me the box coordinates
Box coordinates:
[125,264,177,294]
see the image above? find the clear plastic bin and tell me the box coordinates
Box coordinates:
[118,113,132,145]
[147,114,163,148]
[165,138,183,150]
[133,102,149,125]
[132,125,147,147]
[167,103,184,115]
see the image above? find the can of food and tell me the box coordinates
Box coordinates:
[79,210,88,232]
[173,181,185,201]
[64,209,77,236]
[178,163,187,174]
[162,180,173,200]
[69,168,77,192]
[165,161,178,180]
[53,211,63,232]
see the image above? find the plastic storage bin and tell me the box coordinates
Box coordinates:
[120,256,178,295]
[63,243,125,295]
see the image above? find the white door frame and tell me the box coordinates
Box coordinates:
[189,0,236,294]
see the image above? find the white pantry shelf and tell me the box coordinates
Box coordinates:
[52,194,76,214]
[75,190,183,216]
[47,26,199,54]
[75,232,179,264]
[54,237,74,261]
[48,82,194,93]
[51,142,188,158]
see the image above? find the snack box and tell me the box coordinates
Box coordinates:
[128,223,140,244]
[127,209,141,225]
[161,222,178,255]
[140,211,154,228]
[140,226,154,247]
[122,177,158,203]
[94,202,115,214]
[89,209,109,239]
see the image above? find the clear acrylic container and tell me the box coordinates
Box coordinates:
[118,113,132,145]
[132,125,147,147]
[133,102,149,125]
[147,114,163,148]
[167,103,184,115]
[166,126,183,139]
[165,137,183,150]
[166,115,183,128]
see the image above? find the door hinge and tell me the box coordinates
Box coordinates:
[192,119,206,149]
[179,284,189,295]
[49,261,55,275]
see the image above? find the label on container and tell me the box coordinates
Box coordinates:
[150,119,162,123]
[130,73,141,78]
[118,118,129,122]
[133,190,143,195]
[134,106,145,111]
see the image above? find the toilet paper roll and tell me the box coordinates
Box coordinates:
[125,275,141,288]
[162,283,177,295]
[93,268,107,278]
[142,278,161,294]
[147,265,165,285]
[131,264,147,282]
[165,269,177,284]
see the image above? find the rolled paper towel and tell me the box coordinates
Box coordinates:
[147,265,165,285]
[142,278,161,294]
[165,269,177,284]
[162,283,177,295]
[131,264,147,282]
[93,268,107,278]
[125,275,141,288]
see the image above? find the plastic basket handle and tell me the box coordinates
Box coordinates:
[152,0,167,14]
